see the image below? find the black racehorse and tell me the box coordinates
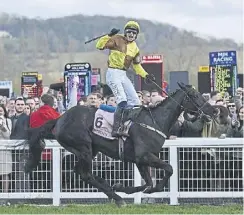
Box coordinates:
[24,83,217,207]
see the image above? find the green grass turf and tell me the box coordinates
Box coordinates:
[0,204,242,214]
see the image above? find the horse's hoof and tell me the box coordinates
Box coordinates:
[109,198,114,203]
[112,183,123,191]
[115,199,127,208]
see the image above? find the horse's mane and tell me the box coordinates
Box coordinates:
[149,90,179,109]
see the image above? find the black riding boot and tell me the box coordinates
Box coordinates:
[111,107,129,137]
[111,107,123,137]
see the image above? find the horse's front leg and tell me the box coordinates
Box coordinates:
[140,153,173,194]
[112,164,153,194]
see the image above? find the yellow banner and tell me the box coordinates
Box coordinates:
[198,66,209,72]
[38,74,43,80]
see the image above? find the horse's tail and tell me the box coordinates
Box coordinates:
[28,118,58,143]
[24,118,58,173]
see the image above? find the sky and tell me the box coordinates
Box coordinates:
[0,0,243,42]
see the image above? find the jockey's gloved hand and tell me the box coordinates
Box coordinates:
[145,74,156,82]
[108,28,120,37]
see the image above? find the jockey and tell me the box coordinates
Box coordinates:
[96,20,155,137]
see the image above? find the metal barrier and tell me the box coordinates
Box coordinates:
[0,138,243,205]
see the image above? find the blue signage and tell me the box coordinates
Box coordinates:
[209,51,237,66]
[64,63,91,74]
[64,63,92,108]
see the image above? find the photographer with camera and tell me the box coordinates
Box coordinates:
[0,104,12,199]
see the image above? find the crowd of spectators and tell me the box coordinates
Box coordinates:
[169,89,243,139]
[0,93,60,205]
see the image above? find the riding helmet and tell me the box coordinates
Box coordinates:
[124,21,140,33]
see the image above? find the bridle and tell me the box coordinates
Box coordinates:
[146,80,212,118]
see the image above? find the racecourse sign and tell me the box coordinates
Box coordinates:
[209,51,237,66]
[209,50,237,96]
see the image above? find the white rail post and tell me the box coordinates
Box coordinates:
[169,146,179,205]
[133,164,142,204]
[52,146,61,206]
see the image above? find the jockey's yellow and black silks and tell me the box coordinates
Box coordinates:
[96,34,148,78]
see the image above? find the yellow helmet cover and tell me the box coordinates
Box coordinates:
[124,21,140,33]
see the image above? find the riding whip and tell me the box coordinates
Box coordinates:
[84,30,117,44]
[84,33,108,44]
[85,29,120,44]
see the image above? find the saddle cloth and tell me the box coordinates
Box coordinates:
[92,109,131,139]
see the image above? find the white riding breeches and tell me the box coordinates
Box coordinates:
[106,68,141,106]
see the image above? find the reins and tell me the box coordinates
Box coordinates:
[147,80,208,116]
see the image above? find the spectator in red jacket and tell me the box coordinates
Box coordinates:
[29,94,60,191]
[30,94,60,128]
[30,94,60,165]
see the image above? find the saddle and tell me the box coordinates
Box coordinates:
[92,105,142,139]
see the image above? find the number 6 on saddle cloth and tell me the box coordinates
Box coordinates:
[92,105,141,140]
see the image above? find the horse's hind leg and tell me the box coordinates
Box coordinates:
[25,140,45,173]
[113,165,153,194]
[91,151,115,201]
[140,153,173,194]
[74,151,126,207]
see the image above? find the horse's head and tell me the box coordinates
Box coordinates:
[178,82,218,118]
